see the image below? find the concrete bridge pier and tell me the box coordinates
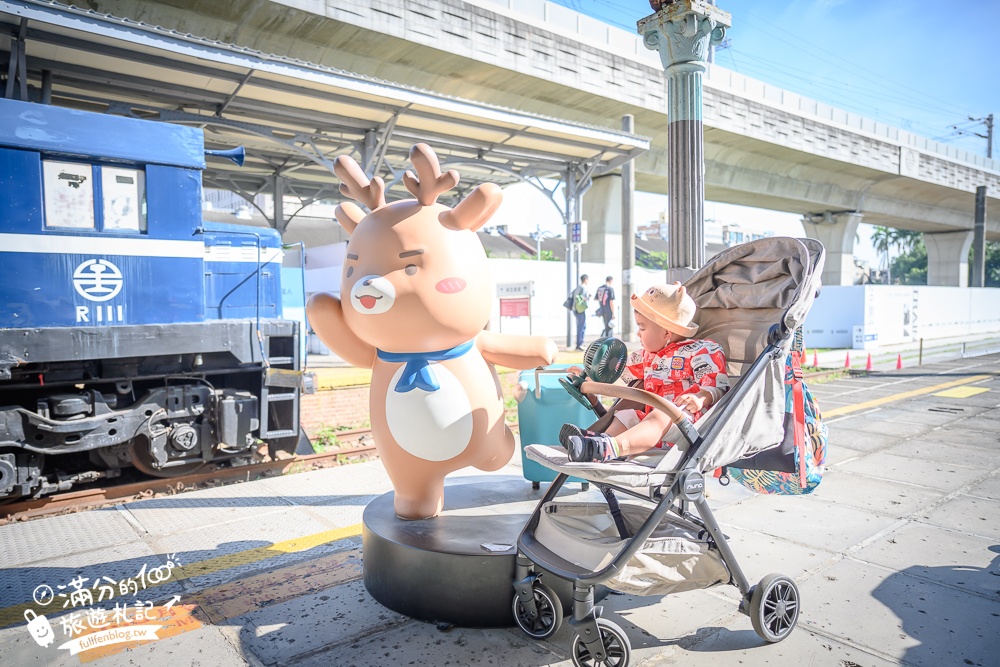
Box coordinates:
[802,211,862,286]
[925,230,974,287]
[581,173,623,266]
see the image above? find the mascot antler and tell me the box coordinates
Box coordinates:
[334,155,386,211]
[403,143,460,206]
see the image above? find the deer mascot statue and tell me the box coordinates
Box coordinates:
[307,144,558,519]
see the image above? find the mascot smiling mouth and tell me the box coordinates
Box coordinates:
[358,294,382,309]
[351,275,395,315]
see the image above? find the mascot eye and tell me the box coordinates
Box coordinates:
[346,266,354,278]
[405,264,418,276]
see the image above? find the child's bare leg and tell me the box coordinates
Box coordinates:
[613,410,673,457]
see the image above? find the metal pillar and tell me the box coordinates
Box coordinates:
[565,165,579,349]
[273,175,287,234]
[639,1,730,282]
[3,17,29,101]
[972,185,987,288]
[621,114,636,342]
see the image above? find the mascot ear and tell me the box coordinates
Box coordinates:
[440,183,502,232]
[335,202,365,234]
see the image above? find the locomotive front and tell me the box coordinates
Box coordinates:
[0,99,303,500]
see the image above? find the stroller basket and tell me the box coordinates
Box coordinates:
[536,501,729,596]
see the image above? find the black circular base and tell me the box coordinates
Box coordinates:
[362,476,600,628]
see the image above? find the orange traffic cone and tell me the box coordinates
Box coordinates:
[865,353,873,371]
[812,350,819,368]
[896,354,903,370]
[844,351,851,368]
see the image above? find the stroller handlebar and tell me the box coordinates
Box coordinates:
[579,380,691,427]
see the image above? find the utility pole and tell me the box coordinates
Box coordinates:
[953,114,994,159]
[972,186,987,288]
[987,113,994,159]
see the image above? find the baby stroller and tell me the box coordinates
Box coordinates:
[511,237,825,666]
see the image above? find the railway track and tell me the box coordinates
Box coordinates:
[0,428,376,524]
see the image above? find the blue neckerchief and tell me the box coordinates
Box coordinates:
[376,340,475,393]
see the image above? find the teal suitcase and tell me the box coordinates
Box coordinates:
[516,365,593,490]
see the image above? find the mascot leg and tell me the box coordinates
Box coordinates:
[390,471,446,520]
[476,424,516,473]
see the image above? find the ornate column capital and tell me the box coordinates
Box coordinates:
[638,0,731,71]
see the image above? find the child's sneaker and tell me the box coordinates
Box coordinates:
[564,433,621,463]
[558,423,594,448]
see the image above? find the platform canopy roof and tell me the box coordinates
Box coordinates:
[0,0,649,224]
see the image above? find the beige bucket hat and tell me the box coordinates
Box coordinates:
[630,283,699,337]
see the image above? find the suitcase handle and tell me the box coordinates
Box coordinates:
[534,367,580,399]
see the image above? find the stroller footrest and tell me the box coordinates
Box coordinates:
[525,444,675,489]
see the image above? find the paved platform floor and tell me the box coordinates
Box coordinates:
[1,355,999,666]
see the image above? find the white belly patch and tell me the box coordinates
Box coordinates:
[385,365,473,461]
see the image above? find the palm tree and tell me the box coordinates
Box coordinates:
[871,227,922,284]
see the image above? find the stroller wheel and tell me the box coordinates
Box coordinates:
[749,573,800,643]
[571,618,631,667]
[512,582,563,639]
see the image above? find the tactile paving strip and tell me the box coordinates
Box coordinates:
[0,510,141,569]
[122,479,291,536]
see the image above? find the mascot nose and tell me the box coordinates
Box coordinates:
[363,279,372,287]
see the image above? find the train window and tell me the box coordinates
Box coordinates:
[101,167,146,232]
[42,161,147,233]
[42,160,96,229]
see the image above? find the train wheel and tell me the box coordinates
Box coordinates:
[128,438,206,478]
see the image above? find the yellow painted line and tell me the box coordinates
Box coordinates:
[0,523,363,629]
[172,523,362,580]
[824,374,993,418]
[310,367,372,390]
[933,386,991,399]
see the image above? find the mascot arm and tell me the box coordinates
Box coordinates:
[306,293,376,369]
[477,331,558,370]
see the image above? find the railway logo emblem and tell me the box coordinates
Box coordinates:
[73,259,123,302]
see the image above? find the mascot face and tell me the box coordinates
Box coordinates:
[332,144,501,354]
[341,202,493,353]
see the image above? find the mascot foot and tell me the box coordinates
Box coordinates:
[393,493,444,521]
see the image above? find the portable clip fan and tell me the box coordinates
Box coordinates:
[559,337,629,411]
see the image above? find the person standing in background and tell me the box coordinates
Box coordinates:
[570,274,590,351]
[594,275,616,338]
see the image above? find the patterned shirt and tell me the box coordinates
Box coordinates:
[620,338,730,421]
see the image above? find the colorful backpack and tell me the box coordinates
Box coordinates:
[724,329,828,495]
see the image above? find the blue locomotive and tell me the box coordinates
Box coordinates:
[0,99,303,499]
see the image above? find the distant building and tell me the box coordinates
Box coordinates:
[641,213,767,258]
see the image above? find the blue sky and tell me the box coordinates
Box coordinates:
[558,0,999,157]
[495,0,999,264]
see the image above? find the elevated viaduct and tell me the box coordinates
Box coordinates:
[4,0,998,286]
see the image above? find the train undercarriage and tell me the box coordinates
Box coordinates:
[0,319,303,501]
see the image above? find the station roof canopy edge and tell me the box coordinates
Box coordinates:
[0,0,650,213]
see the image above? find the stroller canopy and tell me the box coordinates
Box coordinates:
[684,236,825,469]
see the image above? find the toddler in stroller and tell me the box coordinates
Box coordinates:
[512,237,825,667]
[560,282,730,464]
